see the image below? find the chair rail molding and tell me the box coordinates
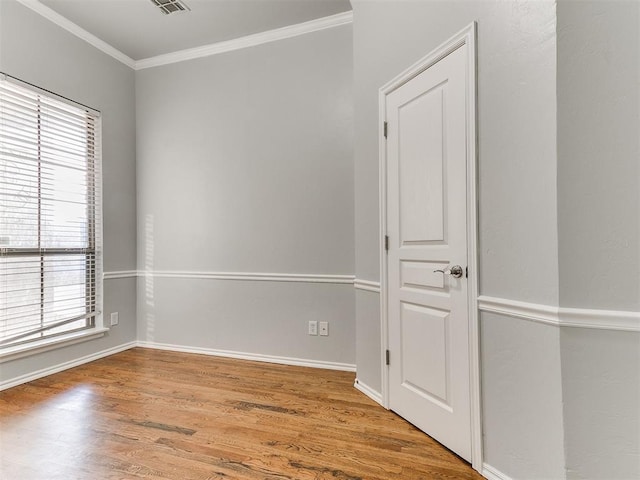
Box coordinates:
[138,270,354,284]
[105,270,365,285]
[103,270,138,280]
[353,278,381,293]
[478,295,640,332]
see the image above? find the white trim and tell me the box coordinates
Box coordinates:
[137,341,356,372]
[378,22,482,470]
[379,61,389,411]
[0,340,136,391]
[0,327,109,364]
[103,270,138,280]
[478,295,640,332]
[478,296,559,326]
[354,279,381,293]
[102,270,355,284]
[15,0,136,69]
[464,24,483,471]
[142,270,354,284]
[135,11,353,70]
[378,25,472,93]
[560,306,640,331]
[482,463,514,480]
[354,378,383,405]
[13,3,351,71]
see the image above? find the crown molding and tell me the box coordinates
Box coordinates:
[134,10,353,70]
[16,2,352,71]
[15,0,136,69]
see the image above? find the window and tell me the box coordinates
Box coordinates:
[0,75,102,353]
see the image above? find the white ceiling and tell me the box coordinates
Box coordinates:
[38,0,352,60]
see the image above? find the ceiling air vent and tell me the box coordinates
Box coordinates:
[150,0,190,15]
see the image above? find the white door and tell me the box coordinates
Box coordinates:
[385,44,471,461]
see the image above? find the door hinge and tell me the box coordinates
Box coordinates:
[384,235,389,252]
[383,121,388,138]
[385,349,390,366]
[466,266,468,278]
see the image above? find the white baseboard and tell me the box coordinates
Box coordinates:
[0,340,355,391]
[482,463,514,480]
[354,378,383,405]
[0,341,137,391]
[136,341,356,372]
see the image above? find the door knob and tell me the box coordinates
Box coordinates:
[433,265,464,278]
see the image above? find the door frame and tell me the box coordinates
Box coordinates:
[378,22,481,471]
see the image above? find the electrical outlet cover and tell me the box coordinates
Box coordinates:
[319,321,329,336]
[308,320,318,335]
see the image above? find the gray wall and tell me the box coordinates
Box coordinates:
[353,2,640,479]
[352,0,559,302]
[481,313,565,479]
[138,278,355,364]
[560,328,640,480]
[557,2,640,478]
[135,25,355,364]
[355,291,381,391]
[557,0,639,312]
[0,0,138,382]
[351,1,565,477]
[3,2,638,478]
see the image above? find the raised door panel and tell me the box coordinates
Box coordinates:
[399,84,446,245]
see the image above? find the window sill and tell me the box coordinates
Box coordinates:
[0,327,109,364]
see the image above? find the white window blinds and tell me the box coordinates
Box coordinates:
[0,75,102,349]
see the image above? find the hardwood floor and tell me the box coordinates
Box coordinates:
[0,348,484,479]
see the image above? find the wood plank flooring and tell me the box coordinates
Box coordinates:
[0,348,484,479]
